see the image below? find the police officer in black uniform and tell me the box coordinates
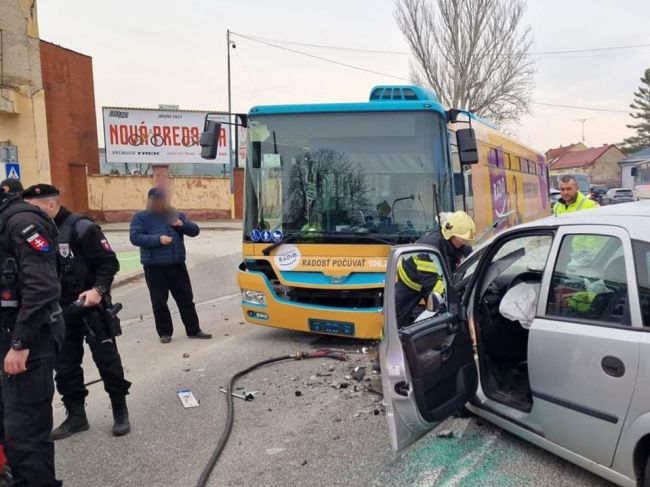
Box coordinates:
[23,184,131,439]
[0,186,63,486]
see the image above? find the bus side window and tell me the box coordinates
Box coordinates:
[504,153,511,170]
[449,130,464,208]
[512,155,521,172]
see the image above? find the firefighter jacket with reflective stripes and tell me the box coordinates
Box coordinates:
[398,253,446,295]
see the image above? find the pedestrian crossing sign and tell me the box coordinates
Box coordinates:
[5,164,20,180]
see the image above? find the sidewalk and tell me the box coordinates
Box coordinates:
[102,220,242,232]
[107,222,242,287]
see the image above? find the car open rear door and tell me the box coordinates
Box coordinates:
[380,244,478,452]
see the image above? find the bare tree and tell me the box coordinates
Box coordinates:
[395,0,535,125]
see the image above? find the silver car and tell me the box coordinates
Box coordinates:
[381,201,650,487]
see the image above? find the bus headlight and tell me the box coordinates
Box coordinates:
[241,289,266,305]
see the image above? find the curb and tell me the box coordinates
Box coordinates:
[113,271,145,289]
[105,227,242,233]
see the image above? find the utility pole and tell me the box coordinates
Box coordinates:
[574,118,594,144]
[226,29,236,183]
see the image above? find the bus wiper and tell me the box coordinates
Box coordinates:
[332,232,397,245]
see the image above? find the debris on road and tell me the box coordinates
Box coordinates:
[295,390,302,397]
[437,429,454,439]
[265,448,286,455]
[353,366,366,382]
[182,352,190,358]
[178,389,200,408]
[219,388,256,401]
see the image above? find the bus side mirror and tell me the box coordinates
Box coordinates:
[631,167,639,177]
[457,128,479,165]
[200,121,221,159]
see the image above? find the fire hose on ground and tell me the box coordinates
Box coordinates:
[195,349,348,487]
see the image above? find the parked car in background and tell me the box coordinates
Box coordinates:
[381,201,650,487]
[602,188,637,205]
[550,188,561,206]
[590,185,609,205]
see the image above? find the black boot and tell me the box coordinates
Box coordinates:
[51,404,89,440]
[111,398,131,437]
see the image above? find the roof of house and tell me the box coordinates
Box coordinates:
[551,144,623,170]
[620,146,650,165]
[546,144,578,161]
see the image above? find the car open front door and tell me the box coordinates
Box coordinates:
[380,244,478,452]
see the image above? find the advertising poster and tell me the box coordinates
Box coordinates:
[103,107,229,164]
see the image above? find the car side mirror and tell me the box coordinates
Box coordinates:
[426,292,445,313]
[456,128,479,165]
[200,120,221,160]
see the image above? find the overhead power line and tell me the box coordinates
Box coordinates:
[233,32,650,57]
[230,31,630,115]
[532,102,628,113]
[230,32,411,82]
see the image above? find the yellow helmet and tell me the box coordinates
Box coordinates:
[441,211,476,242]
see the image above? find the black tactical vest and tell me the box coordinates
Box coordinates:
[57,213,94,301]
[0,199,56,314]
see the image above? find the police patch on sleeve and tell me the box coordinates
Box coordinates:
[100,238,112,251]
[26,233,51,252]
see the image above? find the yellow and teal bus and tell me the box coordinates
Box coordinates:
[236,86,549,339]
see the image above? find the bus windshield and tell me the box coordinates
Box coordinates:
[244,111,453,243]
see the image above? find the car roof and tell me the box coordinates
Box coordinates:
[508,200,650,241]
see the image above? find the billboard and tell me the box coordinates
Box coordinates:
[102,107,229,164]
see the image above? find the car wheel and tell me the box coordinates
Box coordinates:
[642,454,650,487]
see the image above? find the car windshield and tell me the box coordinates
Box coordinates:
[244,111,453,243]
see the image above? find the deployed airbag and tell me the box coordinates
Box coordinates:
[499,282,541,329]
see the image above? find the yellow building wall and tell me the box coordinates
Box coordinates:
[0,0,51,184]
[86,175,232,220]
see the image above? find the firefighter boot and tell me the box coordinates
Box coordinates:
[111,398,131,437]
[51,404,89,440]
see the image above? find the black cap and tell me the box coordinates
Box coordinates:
[22,183,60,199]
[1,179,24,194]
[147,187,166,200]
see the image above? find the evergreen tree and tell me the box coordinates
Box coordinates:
[622,68,650,154]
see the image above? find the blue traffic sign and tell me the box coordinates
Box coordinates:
[261,230,272,242]
[5,164,20,180]
[250,229,261,242]
[271,229,283,242]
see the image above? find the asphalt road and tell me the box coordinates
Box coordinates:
[52,231,613,487]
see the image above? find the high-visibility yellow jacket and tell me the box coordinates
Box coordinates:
[553,192,600,252]
[553,191,598,216]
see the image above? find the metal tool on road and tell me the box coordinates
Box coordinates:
[219,388,257,401]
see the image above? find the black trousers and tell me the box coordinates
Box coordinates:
[395,280,427,329]
[0,319,64,487]
[54,308,131,409]
[143,263,200,337]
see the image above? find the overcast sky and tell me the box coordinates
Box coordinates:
[38,0,650,152]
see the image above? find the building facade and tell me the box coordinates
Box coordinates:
[549,144,625,188]
[40,41,99,212]
[0,0,51,184]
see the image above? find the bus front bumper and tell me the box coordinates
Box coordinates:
[238,269,383,340]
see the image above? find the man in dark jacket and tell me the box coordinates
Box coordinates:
[23,184,132,440]
[0,188,64,486]
[130,188,211,343]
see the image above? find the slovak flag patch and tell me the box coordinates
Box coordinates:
[27,233,50,252]
[101,238,112,251]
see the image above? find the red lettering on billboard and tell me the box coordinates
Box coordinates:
[218,127,227,147]
[160,126,169,145]
[172,126,180,146]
